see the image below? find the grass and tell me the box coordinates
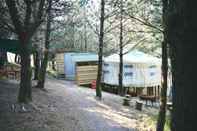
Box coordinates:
[146,114,171,131]
[0,76,7,80]
[47,69,58,78]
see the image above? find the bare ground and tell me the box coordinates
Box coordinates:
[0,79,158,131]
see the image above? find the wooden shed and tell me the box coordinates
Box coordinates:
[55,52,98,85]
[55,53,65,75]
[76,61,98,85]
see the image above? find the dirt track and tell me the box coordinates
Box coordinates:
[0,79,158,131]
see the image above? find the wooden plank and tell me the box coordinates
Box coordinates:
[55,53,65,74]
[56,63,64,65]
[77,74,97,79]
[77,71,97,75]
[77,70,98,74]
[55,54,64,62]
[56,65,64,67]
[77,65,97,69]
[77,73,97,78]
[77,73,97,77]
[78,77,97,81]
[77,66,98,70]
[76,65,98,85]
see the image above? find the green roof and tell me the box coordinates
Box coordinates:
[0,39,34,54]
[0,39,20,53]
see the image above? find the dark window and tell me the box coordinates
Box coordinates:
[103,70,109,74]
[104,63,109,67]
[124,65,133,68]
[149,65,156,68]
[150,72,155,76]
[124,72,133,76]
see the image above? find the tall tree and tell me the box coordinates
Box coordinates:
[118,0,124,96]
[80,0,88,52]
[5,0,46,103]
[35,0,71,88]
[156,0,168,130]
[96,0,105,99]
[168,0,197,130]
[37,0,52,89]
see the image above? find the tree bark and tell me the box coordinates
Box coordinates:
[5,0,46,103]
[96,0,105,99]
[37,50,49,88]
[168,0,197,130]
[33,51,40,80]
[118,0,124,96]
[52,59,56,71]
[18,41,32,103]
[84,6,88,52]
[37,0,52,89]
[156,40,168,131]
[156,0,168,130]
[0,51,7,69]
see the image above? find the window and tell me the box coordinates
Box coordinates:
[124,65,133,68]
[124,72,133,76]
[104,63,109,67]
[103,70,109,74]
[150,72,155,76]
[149,65,156,68]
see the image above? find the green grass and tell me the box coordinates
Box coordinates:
[47,69,58,78]
[146,115,171,131]
[0,76,6,80]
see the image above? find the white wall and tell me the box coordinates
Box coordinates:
[7,52,34,67]
[103,61,161,87]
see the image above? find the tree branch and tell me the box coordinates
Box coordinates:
[24,0,32,31]
[31,0,46,32]
[5,0,23,34]
[125,12,163,33]
[86,18,99,36]
[1,21,16,33]
[123,38,146,55]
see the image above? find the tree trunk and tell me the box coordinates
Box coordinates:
[168,0,197,130]
[96,0,105,99]
[37,51,49,88]
[52,59,55,71]
[51,54,56,71]
[18,43,32,103]
[156,0,168,130]
[37,0,52,89]
[84,6,87,52]
[5,0,46,103]
[0,51,7,68]
[33,51,40,80]
[118,0,124,96]
[156,40,168,131]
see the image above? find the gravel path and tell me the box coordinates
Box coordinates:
[0,79,158,131]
